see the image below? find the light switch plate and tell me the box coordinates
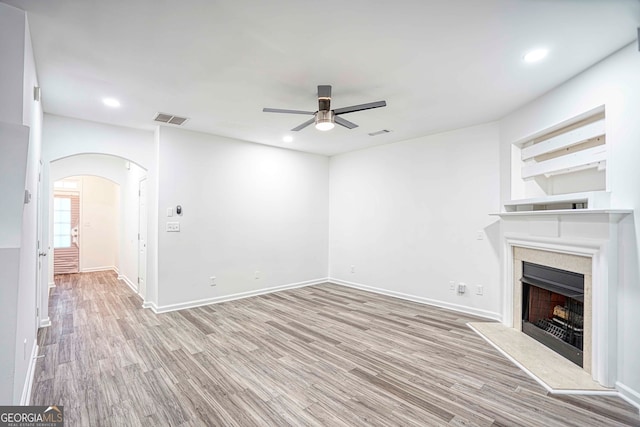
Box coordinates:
[167,207,173,217]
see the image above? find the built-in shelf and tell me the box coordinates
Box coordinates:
[520,118,606,180]
[496,191,632,220]
[511,107,607,201]
[491,209,632,219]
[503,191,610,213]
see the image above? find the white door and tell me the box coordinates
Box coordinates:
[53,193,80,274]
[36,160,44,329]
[138,178,148,299]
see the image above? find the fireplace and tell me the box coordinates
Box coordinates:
[521,261,585,367]
[497,207,631,388]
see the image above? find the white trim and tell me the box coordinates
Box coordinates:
[467,323,618,397]
[80,265,117,273]
[118,274,138,294]
[150,278,328,314]
[20,340,39,405]
[141,301,154,309]
[39,317,51,328]
[330,278,501,322]
[48,281,55,289]
[616,382,640,410]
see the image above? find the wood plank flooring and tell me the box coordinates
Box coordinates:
[32,272,640,426]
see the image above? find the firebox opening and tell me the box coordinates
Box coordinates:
[521,261,585,367]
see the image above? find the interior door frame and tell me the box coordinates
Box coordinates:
[138,177,148,300]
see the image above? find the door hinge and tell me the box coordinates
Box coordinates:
[138,233,140,240]
[137,277,140,284]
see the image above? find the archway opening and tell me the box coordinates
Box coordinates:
[43,154,148,319]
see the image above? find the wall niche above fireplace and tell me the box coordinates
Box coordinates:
[510,106,607,204]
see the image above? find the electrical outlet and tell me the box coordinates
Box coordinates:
[209,276,216,286]
[457,282,466,294]
[449,281,456,290]
[476,285,483,295]
[166,222,180,232]
[254,271,261,279]
[350,265,355,274]
[476,230,484,240]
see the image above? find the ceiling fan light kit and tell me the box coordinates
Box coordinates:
[315,110,335,131]
[263,85,386,132]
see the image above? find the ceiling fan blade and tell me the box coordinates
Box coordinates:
[317,85,332,98]
[334,116,358,129]
[291,117,316,131]
[333,100,387,115]
[263,108,315,115]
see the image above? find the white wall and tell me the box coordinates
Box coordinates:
[156,126,329,309]
[0,5,43,404]
[0,249,21,404]
[329,123,502,319]
[499,43,640,404]
[0,4,24,125]
[76,176,119,272]
[14,13,42,406]
[0,125,29,248]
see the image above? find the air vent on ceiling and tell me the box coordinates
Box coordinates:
[368,129,391,136]
[153,112,189,126]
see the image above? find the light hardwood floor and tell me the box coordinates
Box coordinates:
[32,272,640,426]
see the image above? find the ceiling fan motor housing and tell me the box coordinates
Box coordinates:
[318,97,331,111]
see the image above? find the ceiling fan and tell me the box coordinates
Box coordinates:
[263,85,386,132]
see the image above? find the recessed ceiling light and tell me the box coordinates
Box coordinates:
[523,48,548,63]
[102,97,120,108]
[283,135,293,143]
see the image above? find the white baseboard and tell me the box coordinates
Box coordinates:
[48,281,55,289]
[616,381,640,410]
[118,274,138,294]
[20,340,38,405]
[329,278,502,321]
[39,317,51,328]
[151,278,329,314]
[80,265,117,273]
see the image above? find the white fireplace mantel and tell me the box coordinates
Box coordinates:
[496,209,631,388]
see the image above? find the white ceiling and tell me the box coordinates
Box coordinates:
[4,0,639,156]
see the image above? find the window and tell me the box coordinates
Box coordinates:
[53,197,72,248]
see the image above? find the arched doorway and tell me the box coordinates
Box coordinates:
[41,154,148,324]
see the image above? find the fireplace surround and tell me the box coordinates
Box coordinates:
[498,209,630,388]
